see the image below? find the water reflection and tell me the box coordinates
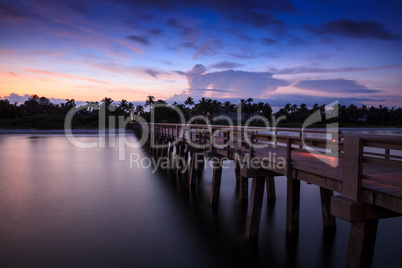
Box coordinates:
[0,134,400,267]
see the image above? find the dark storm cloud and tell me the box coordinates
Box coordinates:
[306,19,402,40]
[293,79,381,94]
[126,35,150,45]
[209,61,245,69]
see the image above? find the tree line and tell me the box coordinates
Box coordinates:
[0,94,401,129]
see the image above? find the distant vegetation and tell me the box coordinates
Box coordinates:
[0,94,401,129]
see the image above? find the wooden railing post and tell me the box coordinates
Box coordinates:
[342,135,363,201]
[286,138,300,235]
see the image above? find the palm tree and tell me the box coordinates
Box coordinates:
[86,101,99,112]
[118,99,129,115]
[144,95,155,107]
[101,97,114,110]
[291,104,299,113]
[135,105,144,115]
[127,103,135,115]
[64,99,76,110]
[246,98,253,112]
[156,99,167,105]
[284,103,291,113]
[299,103,308,112]
[262,103,272,118]
[184,96,194,107]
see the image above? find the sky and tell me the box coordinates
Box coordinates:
[0,0,402,108]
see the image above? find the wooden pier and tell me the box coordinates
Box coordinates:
[132,123,402,268]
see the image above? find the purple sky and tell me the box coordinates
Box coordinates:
[1,0,401,107]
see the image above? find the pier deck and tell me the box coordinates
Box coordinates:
[133,123,402,267]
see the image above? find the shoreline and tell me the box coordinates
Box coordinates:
[1,127,401,135]
[0,128,131,135]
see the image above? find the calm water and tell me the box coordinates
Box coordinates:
[0,133,401,267]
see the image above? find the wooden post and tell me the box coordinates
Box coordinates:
[320,187,336,230]
[245,177,265,242]
[345,220,378,268]
[286,176,300,235]
[342,135,363,201]
[176,143,183,177]
[266,176,276,203]
[286,137,300,234]
[167,141,173,170]
[240,176,248,203]
[234,160,241,190]
[210,157,223,205]
[385,148,390,160]
[189,151,197,186]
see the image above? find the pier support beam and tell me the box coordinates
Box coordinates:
[346,219,378,268]
[175,143,186,178]
[245,177,265,243]
[210,157,223,205]
[286,177,300,235]
[234,160,241,190]
[266,176,276,203]
[320,187,336,231]
[240,176,249,204]
[189,150,204,186]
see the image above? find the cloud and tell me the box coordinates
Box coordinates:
[293,79,381,94]
[184,64,290,98]
[66,1,89,14]
[193,39,222,59]
[145,69,159,77]
[228,49,278,59]
[310,53,335,61]
[0,2,32,23]
[172,70,185,75]
[126,35,150,45]
[2,93,31,104]
[115,0,295,13]
[261,37,277,45]
[270,64,402,74]
[306,19,402,40]
[235,11,285,29]
[209,61,244,69]
[166,18,193,37]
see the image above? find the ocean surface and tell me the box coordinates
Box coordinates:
[0,131,401,267]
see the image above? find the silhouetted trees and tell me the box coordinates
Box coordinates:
[1,94,401,129]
